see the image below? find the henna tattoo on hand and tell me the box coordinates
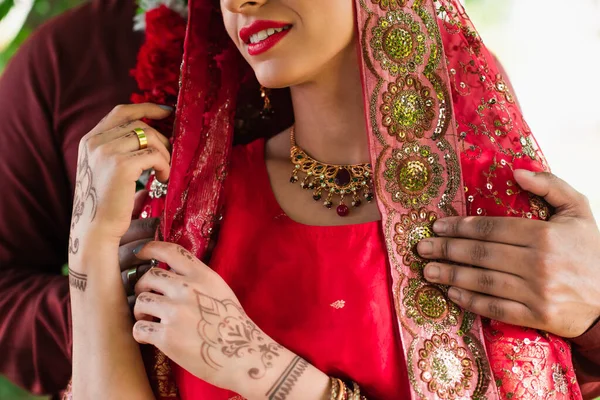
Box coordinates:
[195,290,282,379]
[69,146,98,255]
[138,295,156,303]
[69,269,88,292]
[150,268,173,279]
[177,246,196,262]
[136,322,158,333]
[266,356,309,400]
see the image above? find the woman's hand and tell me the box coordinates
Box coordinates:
[68,103,172,261]
[417,170,600,338]
[131,241,330,399]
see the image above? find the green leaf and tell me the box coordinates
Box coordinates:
[0,0,16,22]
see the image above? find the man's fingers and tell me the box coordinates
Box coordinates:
[417,237,530,276]
[514,170,592,218]
[447,287,535,326]
[132,189,150,218]
[128,295,137,311]
[432,216,544,247]
[119,239,153,271]
[424,262,529,303]
[122,264,152,295]
[120,218,160,246]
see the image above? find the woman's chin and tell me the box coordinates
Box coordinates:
[251,61,307,89]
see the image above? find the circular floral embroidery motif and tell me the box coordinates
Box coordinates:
[381,75,435,142]
[370,0,407,11]
[418,334,474,399]
[371,11,426,75]
[394,208,437,265]
[404,279,462,331]
[384,143,443,209]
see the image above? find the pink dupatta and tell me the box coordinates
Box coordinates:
[129,0,583,399]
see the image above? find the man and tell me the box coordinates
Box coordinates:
[0,0,142,395]
[0,0,599,398]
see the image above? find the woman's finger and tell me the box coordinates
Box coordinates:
[133,241,211,278]
[88,103,173,137]
[132,320,165,346]
[118,147,171,183]
[134,292,171,322]
[122,263,153,295]
[94,122,171,168]
[134,267,182,298]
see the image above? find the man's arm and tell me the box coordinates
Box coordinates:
[493,55,600,397]
[571,325,600,399]
[0,0,141,394]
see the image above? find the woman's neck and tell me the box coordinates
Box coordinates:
[289,42,369,165]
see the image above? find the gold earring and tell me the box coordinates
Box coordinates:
[260,85,273,118]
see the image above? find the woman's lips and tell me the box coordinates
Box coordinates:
[246,28,291,56]
[239,20,292,57]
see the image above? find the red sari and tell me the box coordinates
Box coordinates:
[170,138,411,399]
[132,0,583,399]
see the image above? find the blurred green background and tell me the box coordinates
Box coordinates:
[1,0,599,399]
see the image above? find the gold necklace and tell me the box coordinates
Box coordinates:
[289,126,374,217]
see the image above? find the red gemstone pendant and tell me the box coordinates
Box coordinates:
[336,204,349,217]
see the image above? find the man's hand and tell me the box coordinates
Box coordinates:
[119,189,158,307]
[417,170,600,338]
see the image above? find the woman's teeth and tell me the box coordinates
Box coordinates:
[249,26,290,44]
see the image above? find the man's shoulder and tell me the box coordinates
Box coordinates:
[30,0,141,52]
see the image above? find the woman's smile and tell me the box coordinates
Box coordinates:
[239,20,293,56]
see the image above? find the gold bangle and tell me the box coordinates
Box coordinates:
[329,377,339,400]
[352,381,360,400]
[336,379,346,400]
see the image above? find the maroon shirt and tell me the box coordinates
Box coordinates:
[0,0,141,395]
[0,0,598,398]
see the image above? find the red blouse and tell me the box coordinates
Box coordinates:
[171,138,411,399]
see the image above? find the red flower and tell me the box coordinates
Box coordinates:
[145,6,187,48]
[130,5,186,132]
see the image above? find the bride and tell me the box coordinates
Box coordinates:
[66,0,595,398]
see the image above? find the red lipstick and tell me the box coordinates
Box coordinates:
[239,20,292,56]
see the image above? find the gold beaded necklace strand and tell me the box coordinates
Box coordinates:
[289,126,375,217]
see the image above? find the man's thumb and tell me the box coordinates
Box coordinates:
[514,169,591,218]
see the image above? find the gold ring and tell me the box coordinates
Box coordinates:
[133,128,148,150]
[126,267,138,291]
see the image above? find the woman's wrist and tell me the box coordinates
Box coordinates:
[68,232,123,297]
[238,346,329,400]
